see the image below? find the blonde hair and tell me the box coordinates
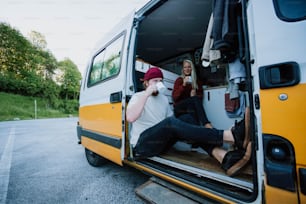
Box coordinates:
[181,59,198,89]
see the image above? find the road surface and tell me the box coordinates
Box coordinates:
[0,118,148,204]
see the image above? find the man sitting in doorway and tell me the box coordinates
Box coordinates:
[127,67,251,177]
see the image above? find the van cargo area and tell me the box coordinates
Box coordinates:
[130,0,256,200]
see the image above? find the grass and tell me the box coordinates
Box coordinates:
[0,92,78,121]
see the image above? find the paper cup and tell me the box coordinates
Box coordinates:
[156,82,167,95]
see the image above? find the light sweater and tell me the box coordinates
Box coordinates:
[129,91,173,147]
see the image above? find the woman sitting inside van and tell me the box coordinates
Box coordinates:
[172,59,213,128]
[126,67,251,177]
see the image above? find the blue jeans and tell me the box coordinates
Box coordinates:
[134,115,223,157]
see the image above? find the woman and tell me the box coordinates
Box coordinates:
[172,59,213,128]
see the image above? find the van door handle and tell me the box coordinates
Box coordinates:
[110,91,122,103]
[259,61,300,89]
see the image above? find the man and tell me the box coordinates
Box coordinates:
[126,67,251,176]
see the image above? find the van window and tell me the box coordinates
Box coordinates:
[88,35,124,86]
[273,0,306,22]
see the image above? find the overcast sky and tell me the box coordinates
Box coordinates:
[0,0,150,75]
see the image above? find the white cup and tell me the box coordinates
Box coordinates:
[156,82,167,95]
[186,76,192,83]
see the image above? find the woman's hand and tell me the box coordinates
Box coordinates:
[190,89,196,97]
[182,76,189,86]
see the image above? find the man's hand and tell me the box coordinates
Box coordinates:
[145,84,157,96]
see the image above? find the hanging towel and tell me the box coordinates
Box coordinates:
[229,57,246,83]
[201,14,222,68]
[228,58,246,99]
[201,14,214,67]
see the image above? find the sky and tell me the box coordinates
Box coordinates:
[0,0,150,76]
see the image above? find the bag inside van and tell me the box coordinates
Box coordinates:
[130,0,255,200]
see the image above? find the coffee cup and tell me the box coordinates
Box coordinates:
[186,76,192,83]
[156,82,167,95]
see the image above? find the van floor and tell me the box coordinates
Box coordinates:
[159,148,253,181]
[139,145,254,194]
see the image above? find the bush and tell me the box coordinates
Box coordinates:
[0,92,78,121]
[61,99,79,114]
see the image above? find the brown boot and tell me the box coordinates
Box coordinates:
[221,142,252,177]
[231,107,250,149]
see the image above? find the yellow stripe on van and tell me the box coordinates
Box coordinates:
[79,103,122,138]
[264,177,298,203]
[82,136,122,165]
[260,83,306,166]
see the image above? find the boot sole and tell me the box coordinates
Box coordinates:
[226,142,252,177]
[243,107,250,149]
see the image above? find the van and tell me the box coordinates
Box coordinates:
[77,0,306,203]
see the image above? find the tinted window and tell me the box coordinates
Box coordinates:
[274,0,306,21]
[88,35,124,86]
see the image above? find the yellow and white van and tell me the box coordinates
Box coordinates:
[77,0,306,203]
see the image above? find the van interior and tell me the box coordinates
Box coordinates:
[130,0,256,200]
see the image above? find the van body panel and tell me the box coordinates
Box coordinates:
[79,11,136,165]
[264,180,298,204]
[249,0,306,67]
[249,0,306,202]
[79,103,122,138]
[82,136,122,165]
[298,165,306,204]
[260,84,306,166]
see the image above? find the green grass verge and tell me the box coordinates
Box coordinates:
[0,92,78,121]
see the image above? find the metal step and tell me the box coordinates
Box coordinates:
[135,177,217,204]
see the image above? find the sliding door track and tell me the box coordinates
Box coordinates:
[148,156,254,192]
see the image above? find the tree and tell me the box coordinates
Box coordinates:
[0,23,81,113]
[27,31,57,80]
[58,58,82,100]
[28,31,47,50]
[0,23,58,98]
[0,23,34,75]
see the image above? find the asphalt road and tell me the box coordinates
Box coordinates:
[0,118,148,204]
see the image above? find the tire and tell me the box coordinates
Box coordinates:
[85,148,107,167]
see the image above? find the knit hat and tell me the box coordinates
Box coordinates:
[143,67,163,81]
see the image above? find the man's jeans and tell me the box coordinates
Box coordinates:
[134,115,223,157]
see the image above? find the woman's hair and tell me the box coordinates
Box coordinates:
[181,59,198,89]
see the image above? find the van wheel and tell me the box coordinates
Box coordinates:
[85,148,107,167]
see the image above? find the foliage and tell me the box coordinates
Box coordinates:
[0,23,34,75]
[0,92,78,121]
[28,30,47,49]
[58,58,82,100]
[0,22,82,111]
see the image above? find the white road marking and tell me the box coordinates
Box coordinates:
[0,127,15,204]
